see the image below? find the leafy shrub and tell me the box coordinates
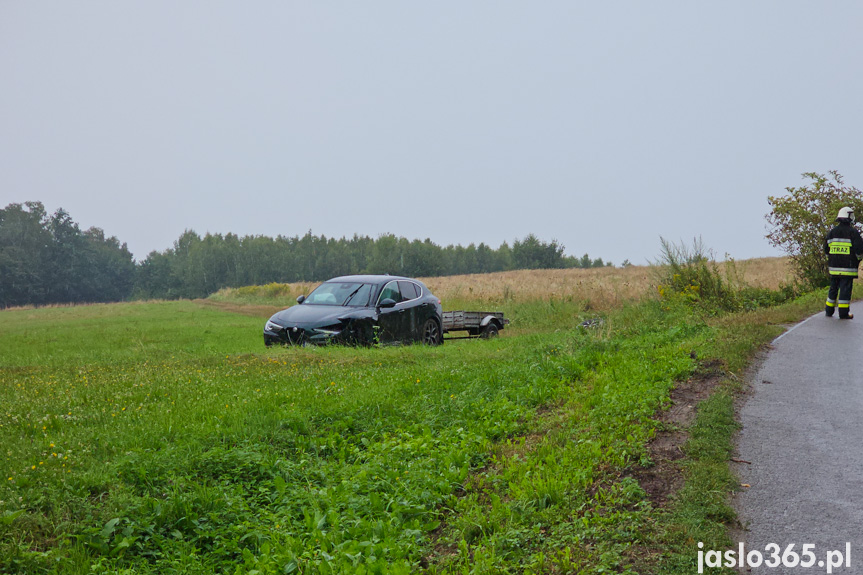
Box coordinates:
[766,171,863,288]
[654,238,738,313]
[654,238,798,313]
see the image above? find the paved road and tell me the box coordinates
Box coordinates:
[735,302,863,574]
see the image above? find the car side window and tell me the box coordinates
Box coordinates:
[398,281,418,301]
[378,281,400,303]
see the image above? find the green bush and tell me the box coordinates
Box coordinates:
[654,238,797,313]
[766,171,863,288]
[654,238,738,313]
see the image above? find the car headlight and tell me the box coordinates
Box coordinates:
[265,320,283,332]
[313,324,344,336]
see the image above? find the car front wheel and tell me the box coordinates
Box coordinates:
[422,318,442,346]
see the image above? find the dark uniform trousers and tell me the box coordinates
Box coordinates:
[826,276,854,318]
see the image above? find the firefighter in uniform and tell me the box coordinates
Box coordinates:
[824,206,863,319]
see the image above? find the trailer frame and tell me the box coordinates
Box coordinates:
[441,310,509,339]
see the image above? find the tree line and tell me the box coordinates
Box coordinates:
[0,201,613,307]
[0,202,135,308]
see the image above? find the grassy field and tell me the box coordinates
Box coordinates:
[0,257,817,574]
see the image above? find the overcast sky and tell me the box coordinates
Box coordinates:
[2,2,861,265]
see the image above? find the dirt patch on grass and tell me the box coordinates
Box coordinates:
[632,359,726,507]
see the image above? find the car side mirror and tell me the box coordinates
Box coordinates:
[378,298,396,308]
[296,294,306,304]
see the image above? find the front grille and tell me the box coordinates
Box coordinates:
[282,327,306,346]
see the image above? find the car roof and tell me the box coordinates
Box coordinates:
[324,274,417,284]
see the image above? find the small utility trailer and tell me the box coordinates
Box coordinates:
[441,310,509,340]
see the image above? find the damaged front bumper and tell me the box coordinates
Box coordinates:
[263,321,346,347]
[263,308,378,347]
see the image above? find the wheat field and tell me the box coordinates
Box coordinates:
[420,257,791,308]
[210,257,793,312]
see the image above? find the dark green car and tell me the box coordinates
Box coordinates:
[263,275,444,346]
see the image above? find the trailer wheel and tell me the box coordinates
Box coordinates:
[480,323,499,339]
[422,318,442,346]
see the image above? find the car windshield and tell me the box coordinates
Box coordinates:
[305,282,372,306]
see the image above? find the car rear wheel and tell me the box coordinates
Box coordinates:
[422,318,442,346]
